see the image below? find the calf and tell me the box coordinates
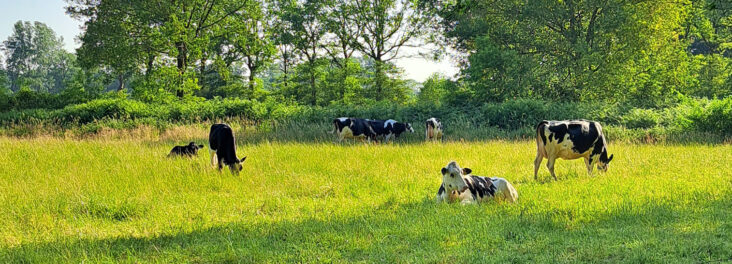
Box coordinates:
[373,119,414,143]
[425,117,443,141]
[168,142,204,157]
[209,123,246,174]
[534,120,614,181]
[332,117,377,143]
[436,161,518,204]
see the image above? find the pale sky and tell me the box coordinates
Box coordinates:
[0,0,459,82]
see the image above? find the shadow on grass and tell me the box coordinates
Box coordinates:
[3,192,730,263]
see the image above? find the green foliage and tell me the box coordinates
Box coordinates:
[621,109,662,129]
[1,21,76,93]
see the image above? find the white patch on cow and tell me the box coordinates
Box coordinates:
[337,117,348,122]
[384,119,397,128]
[491,177,518,203]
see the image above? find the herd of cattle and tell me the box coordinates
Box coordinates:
[168,119,614,205]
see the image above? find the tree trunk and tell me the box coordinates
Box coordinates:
[249,70,256,92]
[176,42,187,73]
[117,74,126,91]
[310,66,316,105]
[375,60,383,100]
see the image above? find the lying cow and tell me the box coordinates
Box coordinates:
[534,120,614,181]
[209,123,246,174]
[425,117,443,141]
[436,161,518,204]
[168,142,204,157]
[332,117,377,143]
[368,119,414,143]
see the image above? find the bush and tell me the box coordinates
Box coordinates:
[621,108,662,129]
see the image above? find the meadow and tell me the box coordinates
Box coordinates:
[0,131,730,263]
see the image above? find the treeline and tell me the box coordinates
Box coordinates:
[0,0,730,112]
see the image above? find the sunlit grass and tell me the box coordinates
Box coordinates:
[0,137,730,262]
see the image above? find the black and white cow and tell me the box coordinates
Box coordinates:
[436,161,518,204]
[425,117,443,141]
[209,123,246,174]
[368,119,414,143]
[534,120,614,181]
[168,142,204,157]
[332,117,378,143]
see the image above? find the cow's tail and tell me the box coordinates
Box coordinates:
[330,119,338,134]
[535,121,549,156]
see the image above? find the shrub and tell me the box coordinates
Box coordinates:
[621,108,662,129]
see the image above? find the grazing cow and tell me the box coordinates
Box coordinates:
[436,161,518,204]
[209,123,246,174]
[332,117,377,143]
[425,117,443,141]
[369,119,413,143]
[534,120,614,181]
[168,142,204,157]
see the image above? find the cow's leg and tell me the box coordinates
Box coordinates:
[585,157,594,175]
[210,149,217,167]
[217,157,224,171]
[546,157,558,181]
[533,152,543,180]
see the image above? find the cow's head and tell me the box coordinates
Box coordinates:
[406,123,414,133]
[228,156,247,174]
[441,161,470,193]
[188,142,204,151]
[597,153,614,172]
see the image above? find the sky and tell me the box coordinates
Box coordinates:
[0,0,459,82]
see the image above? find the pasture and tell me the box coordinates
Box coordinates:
[0,135,730,263]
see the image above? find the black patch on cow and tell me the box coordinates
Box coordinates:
[441,167,448,175]
[437,184,445,196]
[548,123,567,143]
[209,123,242,167]
[464,175,497,200]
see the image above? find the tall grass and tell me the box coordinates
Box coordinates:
[0,137,729,262]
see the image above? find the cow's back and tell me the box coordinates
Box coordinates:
[209,124,235,151]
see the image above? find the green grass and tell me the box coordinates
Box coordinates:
[0,136,730,263]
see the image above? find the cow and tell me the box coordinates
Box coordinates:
[425,117,443,141]
[368,119,414,143]
[436,161,518,204]
[209,123,246,174]
[332,117,377,143]
[168,142,204,157]
[534,120,614,181]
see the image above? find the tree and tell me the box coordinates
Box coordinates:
[322,0,362,100]
[352,0,427,100]
[231,0,276,93]
[428,0,695,105]
[1,21,73,93]
[280,0,328,105]
[67,0,253,96]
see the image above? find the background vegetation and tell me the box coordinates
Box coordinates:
[0,0,729,141]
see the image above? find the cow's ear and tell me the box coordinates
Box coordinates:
[462,168,472,175]
[441,167,447,175]
[239,156,247,163]
[608,154,614,163]
[189,142,195,145]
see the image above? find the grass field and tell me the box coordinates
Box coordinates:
[0,135,730,263]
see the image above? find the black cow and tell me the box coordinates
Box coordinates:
[534,120,614,180]
[368,119,414,143]
[332,117,377,143]
[209,123,246,174]
[168,142,204,157]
